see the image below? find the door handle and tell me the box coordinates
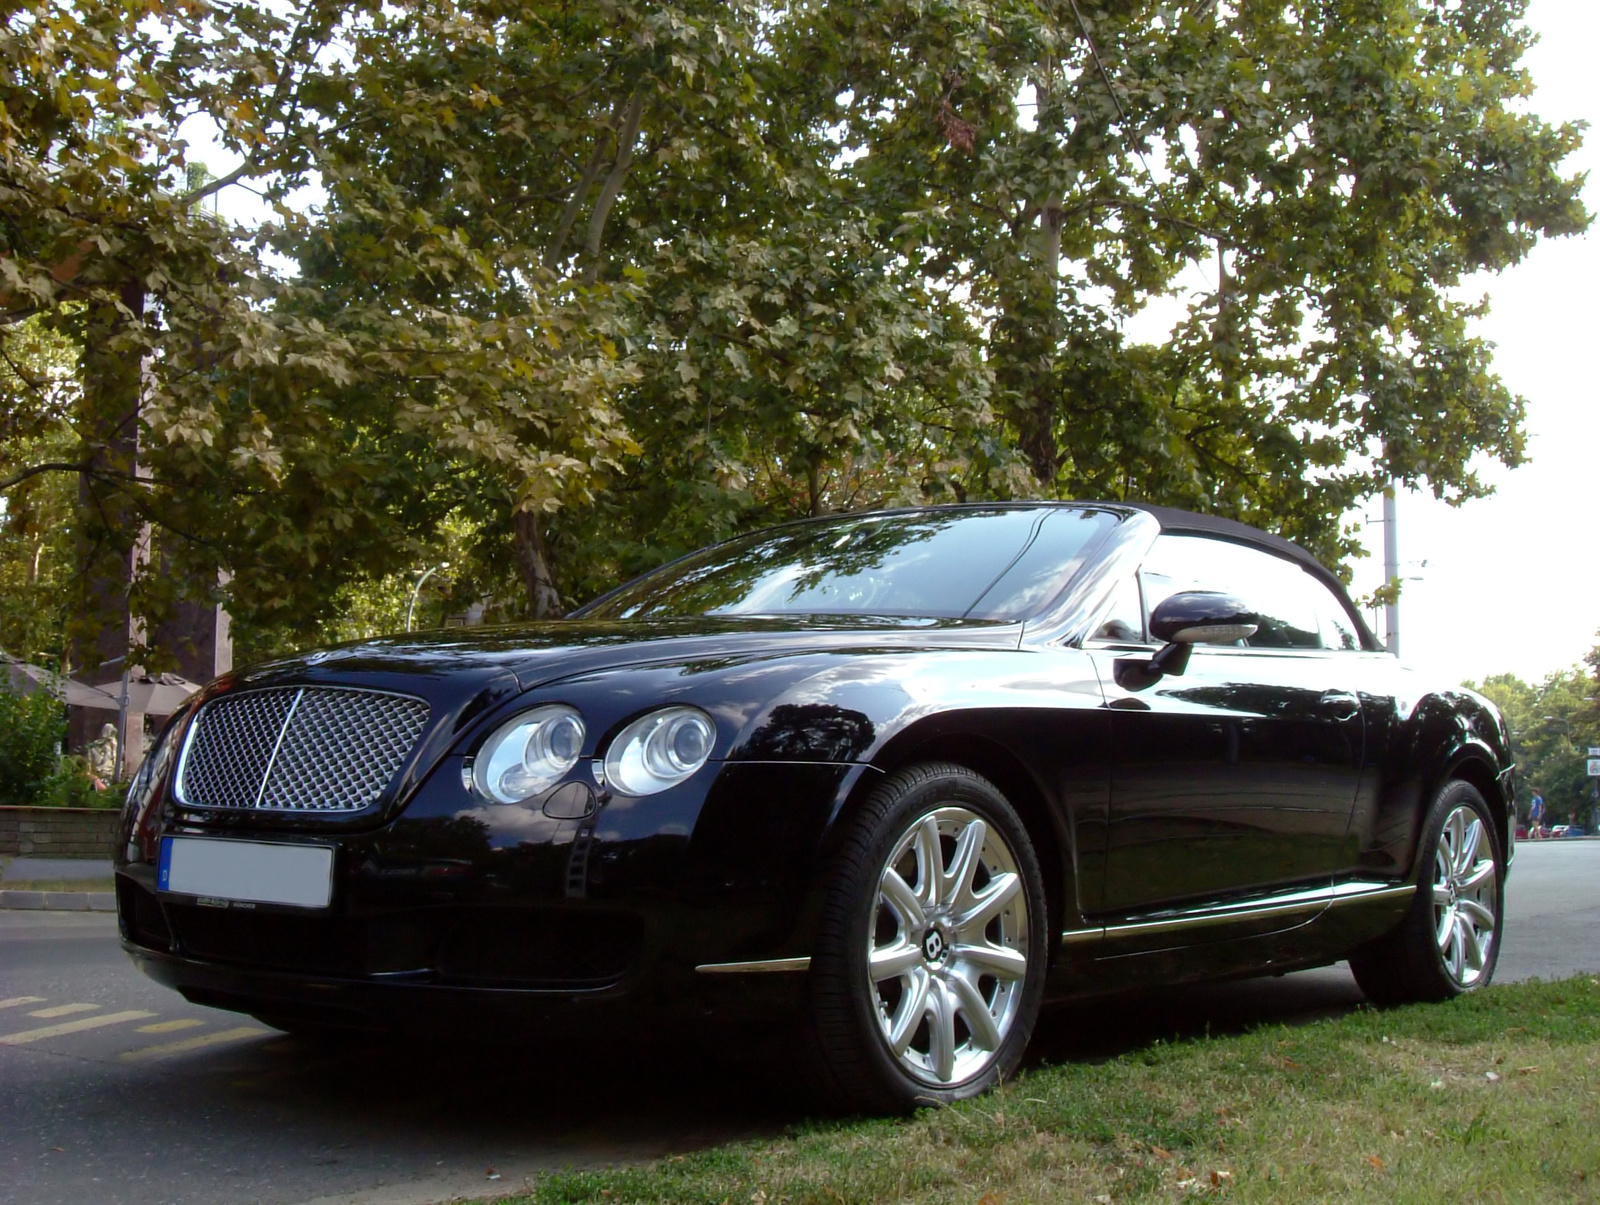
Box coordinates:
[1320,690,1361,721]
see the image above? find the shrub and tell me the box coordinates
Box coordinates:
[0,683,125,808]
[0,683,67,806]
[43,755,125,809]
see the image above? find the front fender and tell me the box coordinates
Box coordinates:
[723,646,1110,947]
[511,645,1108,962]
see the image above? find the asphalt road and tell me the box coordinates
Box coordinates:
[3,841,1595,1205]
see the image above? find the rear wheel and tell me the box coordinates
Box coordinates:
[1350,779,1503,1005]
[805,763,1048,1112]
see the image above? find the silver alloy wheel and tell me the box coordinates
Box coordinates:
[867,805,1030,1086]
[1432,803,1499,988]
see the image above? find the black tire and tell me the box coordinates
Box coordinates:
[804,762,1049,1113]
[1350,779,1504,1006]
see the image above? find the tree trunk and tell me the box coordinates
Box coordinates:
[512,510,563,618]
[1018,387,1061,487]
[1214,236,1239,406]
[67,281,145,759]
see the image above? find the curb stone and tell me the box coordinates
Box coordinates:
[0,890,116,912]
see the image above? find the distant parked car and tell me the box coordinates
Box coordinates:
[1552,825,1570,837]
[1563,827,1586,838]
[1516,824,1529,841]
[115,502,1516,1110]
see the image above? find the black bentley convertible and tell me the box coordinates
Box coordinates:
[117,502,1512,1110]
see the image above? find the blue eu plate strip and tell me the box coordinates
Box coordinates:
[158,837,172,891]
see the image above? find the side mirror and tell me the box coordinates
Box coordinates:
[1114,592,1258,691]
[1148,591,1259,647]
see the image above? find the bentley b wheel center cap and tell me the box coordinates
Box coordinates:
[922,925,950,966]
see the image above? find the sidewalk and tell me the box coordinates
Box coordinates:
[0,855,116,912]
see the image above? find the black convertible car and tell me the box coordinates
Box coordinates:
[116,502,1512,1110]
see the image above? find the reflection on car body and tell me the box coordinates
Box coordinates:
[117,502,1513,1111]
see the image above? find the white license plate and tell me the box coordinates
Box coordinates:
[159,837,333,909]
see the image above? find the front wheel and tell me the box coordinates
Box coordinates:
[805,763,1048,1112]
[1350,778,1504,1006]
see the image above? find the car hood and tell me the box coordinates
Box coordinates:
[223,614,1024,698]
[160,616,1024,831]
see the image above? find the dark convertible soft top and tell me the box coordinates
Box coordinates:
[1124,503,1326,575]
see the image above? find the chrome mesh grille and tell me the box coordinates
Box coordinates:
[177,687,430,812]
[175,690,297,810]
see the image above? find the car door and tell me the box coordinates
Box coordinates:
[1083,534,1365,915]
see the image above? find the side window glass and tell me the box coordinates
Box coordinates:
[1139,534,1322,650]
[1246,569,1322,649]
[1137,535,1204,621]
[1310,577,1363,651]
[1090,574,1146,643]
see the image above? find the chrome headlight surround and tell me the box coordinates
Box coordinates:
[472,705,586,804]
[604,706,717,796]
[123,712,182,826]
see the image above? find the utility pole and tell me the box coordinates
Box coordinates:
[1383,481,1400,657]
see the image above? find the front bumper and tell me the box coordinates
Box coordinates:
[121,929,685,1036]
[117,760,863,1027]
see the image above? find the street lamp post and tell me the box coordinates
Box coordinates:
[405,563,450,632]
[1383,481,1399,656]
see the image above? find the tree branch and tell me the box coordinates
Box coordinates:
[177,5,331,207]
[544,101,622,270]
[179,153,266,208]
[0,343,68,418]
[582,91,647,283]
[0,462,89,493]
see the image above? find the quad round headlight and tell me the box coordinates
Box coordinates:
[473,705,585,804]
[604,706,717,796]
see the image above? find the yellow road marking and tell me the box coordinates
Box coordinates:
[28,1002,100,1019]
[120,1027,267,1061]
[136,1019,205,1034]
[0,1011,156,1046]
[0,997,47,1010]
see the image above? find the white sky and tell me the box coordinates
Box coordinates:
[191,4,1598,688]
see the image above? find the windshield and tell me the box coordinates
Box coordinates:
[578,507,1118,622]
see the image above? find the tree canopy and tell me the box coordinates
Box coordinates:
[0,0,1588,666]
[1470,637,1600,829]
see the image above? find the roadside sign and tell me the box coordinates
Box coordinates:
[1589,747,1600,758]
[1590,758,1600,778]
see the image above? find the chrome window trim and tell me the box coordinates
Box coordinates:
[1025,510,1161,647]
[1181,645,1342,660]
[1080,640,1351,662]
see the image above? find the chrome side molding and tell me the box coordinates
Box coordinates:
[695,956,812,975]
[1062,880,1417,946]
[1325,881,1417,907]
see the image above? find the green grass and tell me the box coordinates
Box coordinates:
[478,977,1600,1204]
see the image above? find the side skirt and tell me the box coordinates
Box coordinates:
[695,956,812,975]
[1062,879,1417,953]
